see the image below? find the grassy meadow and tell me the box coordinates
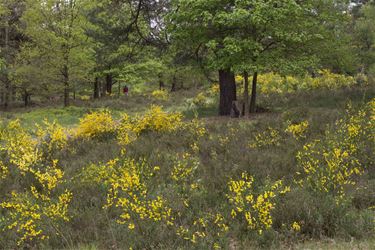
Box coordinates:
[0,79,374,249]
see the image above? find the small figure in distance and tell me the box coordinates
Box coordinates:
[123,85,129,96]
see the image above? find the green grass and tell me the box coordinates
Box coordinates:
[2,85,373,128]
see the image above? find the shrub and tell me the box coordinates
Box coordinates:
[285,120,309,140]
[36,120,69,155]
[208,83,220,96]
[0,120,72,246]
[117,106,183,149]
[227,172,290,234]
[76,110,116,139]
[296,100,374,198]
[81,157,174,231]
[151,90,170,101]
[80,95,91,101]
[249,127,282,148]
[256,70,357,94]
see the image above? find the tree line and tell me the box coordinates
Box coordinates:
[0,0,374,115]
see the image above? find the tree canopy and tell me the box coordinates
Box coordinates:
[0,0,373,113]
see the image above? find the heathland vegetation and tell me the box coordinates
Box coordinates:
[0,0,374,249]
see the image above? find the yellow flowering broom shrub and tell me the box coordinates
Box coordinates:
[258,72,286,94]
[117,106,183,149]
[82,158,174,230]
[170,152,200,182]
[285,120,309,140]
[36,120,69,155]
[151,89,170,101]
[192,92,209,107]
[0,120,72,246]
[0,188,72,245]
[249,127,282,148]
[296,100,374,198]
[209,83,220,96]
[256,70,356,94]
[175,213,229,246]
[306,70,356,90]
[76,110,116,139]
[0,120,39,174]
[226,172,290,234]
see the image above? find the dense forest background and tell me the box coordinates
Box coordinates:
[0,0,374,114]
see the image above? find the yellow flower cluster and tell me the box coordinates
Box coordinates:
[227,172,290,234]
[209,83,220,95]
[151,89,170,101]
[36,120,68,154]
[117,106,183,150]
[256,70,356,94]
[80,95,91,101]
[285,121,309,140]
[0,120,39,174]
[193,92,209,107]
[249,127,281,148]
[82,158,174,230]
[76,110,116,139]
[171,152,199,182]
[0,160,8,179]
[176,213,229,246]
[132,106,183,135]
[291,222,301,232]
[258,73,289,94]
[307,70,356,90]
[0,120,72,245]
[296,100,374,198]
[0,189,72,245]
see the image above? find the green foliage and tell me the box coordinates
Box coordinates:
[169,0,347,74]
[12,0,94,105]
[355,2,375,79]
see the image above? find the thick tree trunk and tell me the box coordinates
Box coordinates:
[106,74,113,94]
[94,77,100,99]
[219,69,236,116]
[243,71,250,116]
[63,64,70,107]
[249,71,258,113]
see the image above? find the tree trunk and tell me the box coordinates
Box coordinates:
[63,64,70,107]
[94,77,99,99]
[158,73,165,90]
[24,91,31,107]
[106,74,113,94]
[11,86,16,102]
[101,80,106,97]
[3,23,10,109]
[243,71,249,116]
[3,79,10,110]
[159,80,165,90]
[171,75,177,92]
[249,71,258,113]
[118,80,121,98]
[219,69,236,116]
[73,79,76,100]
